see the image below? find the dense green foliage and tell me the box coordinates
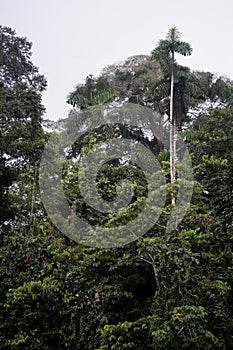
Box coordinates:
[0,25,47,225]
[1,26,233,349]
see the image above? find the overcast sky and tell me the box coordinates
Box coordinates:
[2,0,233,120]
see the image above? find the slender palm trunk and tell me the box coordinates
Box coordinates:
[170,50,176,206]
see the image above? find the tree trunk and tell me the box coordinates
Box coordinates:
[170,50,176,206]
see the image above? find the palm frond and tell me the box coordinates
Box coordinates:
[67,91,90,108]
[174,41,192,56]
[166,27,181,43]
[92,89,115,105]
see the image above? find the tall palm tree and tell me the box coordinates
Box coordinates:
[151,28,192,205]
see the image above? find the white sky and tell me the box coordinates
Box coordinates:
[2,0,233,120]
